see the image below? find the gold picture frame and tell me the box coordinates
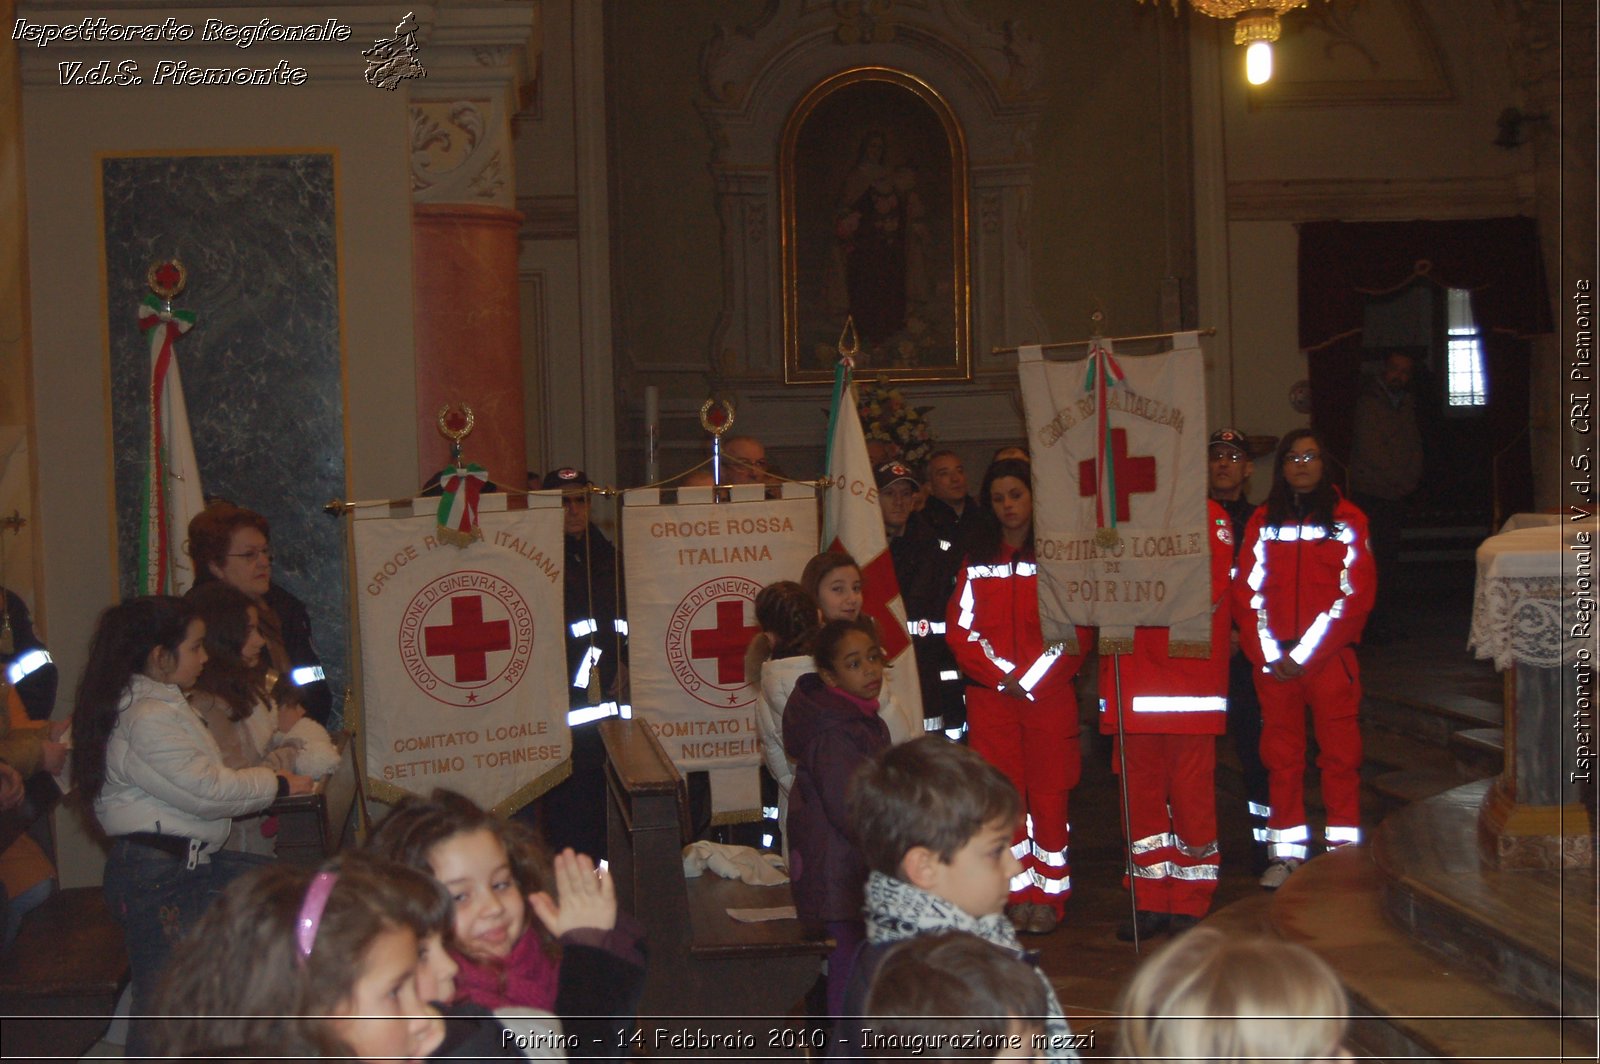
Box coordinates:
[780,67,970,384]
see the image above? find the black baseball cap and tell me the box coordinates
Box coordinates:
[1208,429,1249,457]
[541,467,590,491]
[874,461,919,491]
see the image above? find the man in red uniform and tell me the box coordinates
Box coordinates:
[1099,499,1233,940]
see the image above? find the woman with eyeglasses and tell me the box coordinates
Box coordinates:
[187,501,333,724]
[1231,429,1375,891]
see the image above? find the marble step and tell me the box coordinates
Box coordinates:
[1361,685,1503,748]
[1267,845,1591,1063]
[1450,726,1506,778]
[1371,780,1597,1030]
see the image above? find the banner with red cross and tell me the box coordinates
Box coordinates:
[1018,334,1212,649]
[621,489,817,796]
[351,494,569,814]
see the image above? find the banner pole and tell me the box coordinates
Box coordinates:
[1110,650,1145,953]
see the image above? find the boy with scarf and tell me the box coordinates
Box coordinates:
[835,737,1080,1062]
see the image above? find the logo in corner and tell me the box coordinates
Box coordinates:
[399,570,533,707]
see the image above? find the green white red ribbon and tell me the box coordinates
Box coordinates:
[437,463,488,542]
[1083,342,1126,530]
[137,294,198,595]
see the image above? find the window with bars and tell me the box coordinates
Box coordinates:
[1445,287,1487,408]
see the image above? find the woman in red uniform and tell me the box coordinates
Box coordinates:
[945,458,1088,935]
[1232,429,1375,890]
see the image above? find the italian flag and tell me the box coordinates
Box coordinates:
[822,359,924,742]
[137,295,205,595]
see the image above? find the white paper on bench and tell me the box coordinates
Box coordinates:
[725,906,798,923]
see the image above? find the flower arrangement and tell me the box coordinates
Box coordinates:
[856,377,935,470]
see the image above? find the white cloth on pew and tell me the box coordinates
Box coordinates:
[682,840,789,885]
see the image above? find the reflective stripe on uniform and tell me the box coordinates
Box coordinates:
[1130,695,1227,714]
[569,618,597,638]
[1325,825,1362,846]
[7,649,52,684]
[568,702,620,726]
[290,665,325,686]
[572,646,602,690]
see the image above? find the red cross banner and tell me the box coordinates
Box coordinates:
[1018,334,1212,650]
[622,486,818,811]
[351,495,569,814]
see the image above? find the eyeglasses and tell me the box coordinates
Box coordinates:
[226,548,273,563]
[1284,451,1322,465]
[1210,452,1245,464]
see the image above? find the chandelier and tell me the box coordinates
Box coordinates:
[1141,1,1310,84]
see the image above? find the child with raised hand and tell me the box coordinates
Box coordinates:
[782,617,893,1016]
[70,595,312,1056]
[151,854,564,1062]
[1115,927,1351,1063]
[366,788,644,1056]
[839,736,1079,1062]
[744,580,822,853]
[186,581,340,854]
[801,550,918,742]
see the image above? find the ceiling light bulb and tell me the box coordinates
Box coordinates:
[1245,40,1273,84]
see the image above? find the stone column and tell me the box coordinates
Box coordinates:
[408,4,539,490]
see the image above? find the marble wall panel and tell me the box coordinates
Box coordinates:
[103,153,348,721]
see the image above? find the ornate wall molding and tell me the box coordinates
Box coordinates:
[695,0,1047,388]
[1226,175,1534,220]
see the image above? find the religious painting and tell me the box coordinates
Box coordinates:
[781,68,970,384]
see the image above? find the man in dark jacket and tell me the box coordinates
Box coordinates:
[0,588,57,722]
[877,461,950,736]
[909,450,975,738]
[528,467,627,860]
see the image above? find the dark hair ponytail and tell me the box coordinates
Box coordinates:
[71,596,196,808]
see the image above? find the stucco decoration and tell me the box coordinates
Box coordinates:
[697,0,1046,386]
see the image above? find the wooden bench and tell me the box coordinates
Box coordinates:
[599,718,829,1024]
[0,885,128,1060]
[267,728,362,866]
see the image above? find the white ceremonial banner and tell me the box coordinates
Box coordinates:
[1018,334,1211,648]
[352,497,569,814]
[823,380,924,742]
[623,488,817,778]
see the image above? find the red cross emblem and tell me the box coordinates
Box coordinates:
[1078,428,1157,522]
[424,595,512,683]
[689,600,761,685]
[665,576,763,708]
[399,571,535,708]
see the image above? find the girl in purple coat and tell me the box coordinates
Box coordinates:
[782,618,892,1015]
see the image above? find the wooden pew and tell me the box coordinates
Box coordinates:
[599,718,829,1028]
[267,728,361,866]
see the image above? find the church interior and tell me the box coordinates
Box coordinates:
[0,0,1595,1059]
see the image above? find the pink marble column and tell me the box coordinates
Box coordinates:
[412,203,527,490]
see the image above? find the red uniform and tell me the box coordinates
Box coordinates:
[946,546,1089,915]
[1231,493,1375,859]
[1099,501,1233,917]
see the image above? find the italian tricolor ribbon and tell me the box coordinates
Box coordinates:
[1083,342,1126,531]
[137,294,201,595]
[436,463,489,546]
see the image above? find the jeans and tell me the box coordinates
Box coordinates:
[102,838,270,1056]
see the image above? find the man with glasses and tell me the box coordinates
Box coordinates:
[1207,429,1270,875]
